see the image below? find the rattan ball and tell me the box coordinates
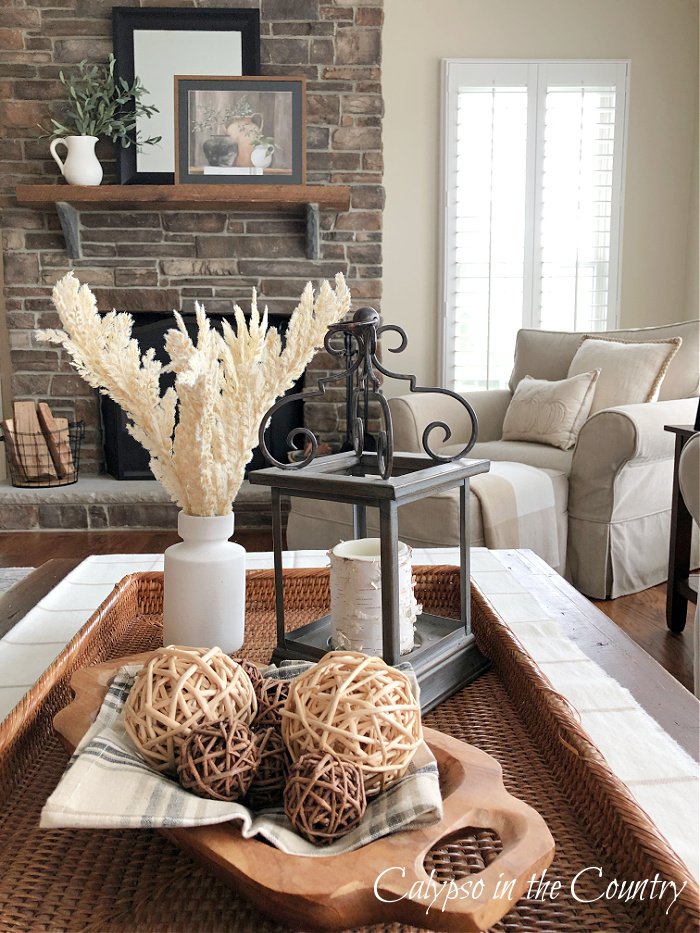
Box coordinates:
[284,752,366,845]
[124,646,258,772]
[237,659,265,694]
[254,677,290,731]
[246,727,290,809]
[282,651,422,797]
[178,720,259,802]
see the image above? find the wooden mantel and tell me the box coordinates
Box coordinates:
[15,183,351,211]
[15,183,352,261]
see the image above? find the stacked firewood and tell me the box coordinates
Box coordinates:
[1,401,75,484]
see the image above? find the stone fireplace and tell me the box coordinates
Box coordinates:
[1,0,384,529]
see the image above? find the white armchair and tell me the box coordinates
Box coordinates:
[287,320,699,598]
[389,321,700,598]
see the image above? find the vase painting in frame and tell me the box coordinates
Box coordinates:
[175,75,306,185]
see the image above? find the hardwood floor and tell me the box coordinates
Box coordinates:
[0,529,271,566]
[592,583,696,693]
[0,531,696,691]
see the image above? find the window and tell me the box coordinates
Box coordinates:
[441,60,629,391]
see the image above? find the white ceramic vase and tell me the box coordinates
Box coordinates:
[49,135,103,186]
[163,511,246,653]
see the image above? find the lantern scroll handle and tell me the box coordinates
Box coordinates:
[257,328,366,470]
[374,324,479,462]
[374,391,393,479]
[257,308,478,472]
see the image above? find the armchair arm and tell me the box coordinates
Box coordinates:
[569,397,699,522]
[388,389,512,452]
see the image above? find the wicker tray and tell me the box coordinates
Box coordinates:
[0,568,697,933]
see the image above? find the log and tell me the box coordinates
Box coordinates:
[0,419,27,482]
[37,403,74,478]
[12,401,57,480]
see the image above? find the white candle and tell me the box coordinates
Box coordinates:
[329,537,419,656]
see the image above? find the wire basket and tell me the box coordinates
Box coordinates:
[1,421,85,488]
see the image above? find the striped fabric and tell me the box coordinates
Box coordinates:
[40,662,443,858]
[471,462,560,570]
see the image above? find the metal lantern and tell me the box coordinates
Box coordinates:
[248,308,490,710]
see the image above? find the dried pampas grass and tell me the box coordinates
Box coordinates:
[38,272,351,515]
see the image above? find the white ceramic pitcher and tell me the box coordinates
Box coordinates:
[50,135,103,186]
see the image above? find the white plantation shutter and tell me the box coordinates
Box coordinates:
[442,61,628,392]
[535,63,627,333]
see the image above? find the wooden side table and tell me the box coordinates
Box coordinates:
[665,424,699,632]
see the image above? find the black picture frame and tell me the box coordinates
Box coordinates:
[112,7,260,185]
[175,76,306,186]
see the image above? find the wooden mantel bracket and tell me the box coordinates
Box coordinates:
[55,202,81,261]
[15,184,351,265]
[305,203,320,261]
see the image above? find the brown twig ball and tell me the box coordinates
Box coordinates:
[237,659,265,694]
[246,727,290,810]
[282,651,422,797]
[284,752,366,845]
[178,720,259,802]
[254,677,290,731]
[124,646,258,772]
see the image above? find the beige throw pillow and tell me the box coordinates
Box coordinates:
[502,370,600,451]
[567,335,682,414]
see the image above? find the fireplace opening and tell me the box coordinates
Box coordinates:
[101,312,304,481]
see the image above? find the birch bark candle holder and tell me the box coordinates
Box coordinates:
[329,538,418,655]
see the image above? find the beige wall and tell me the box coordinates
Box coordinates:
[382,0,700,389]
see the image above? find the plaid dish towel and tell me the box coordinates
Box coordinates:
[40,661,442,857]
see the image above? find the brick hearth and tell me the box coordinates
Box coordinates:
[1,0,384,529]
[0,477,287,532]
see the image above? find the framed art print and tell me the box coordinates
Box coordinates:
[112,8,260,184]
[174,76,306,185]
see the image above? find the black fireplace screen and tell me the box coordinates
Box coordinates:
[101,312,303,481]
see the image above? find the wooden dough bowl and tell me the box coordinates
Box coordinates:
[54,655,555,932]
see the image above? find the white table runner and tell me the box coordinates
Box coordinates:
[0,548,697,881]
